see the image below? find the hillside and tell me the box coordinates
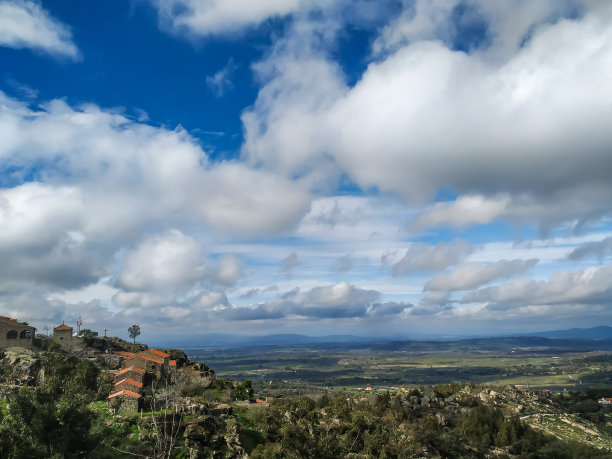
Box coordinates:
[1,337,612,457]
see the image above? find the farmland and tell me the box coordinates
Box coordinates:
[187,336,612,395]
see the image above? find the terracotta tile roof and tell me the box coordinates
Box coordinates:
[116,351,136,358]
[116,366,146,376]
[107,390,141,399]
[148,349,170,358]
[114,378,143,389]
[128,354,163,364]
[54,323,72,330]
[0,316,16,322]
[169,360,177,367]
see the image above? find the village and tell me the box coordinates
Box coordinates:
[0,315,217,413]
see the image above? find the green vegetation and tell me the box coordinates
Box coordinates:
[245,392,611,458]
[0,344,105,457]
[2,338,612,457]
[188,341,612,393]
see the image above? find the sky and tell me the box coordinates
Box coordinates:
[1,0,612,343]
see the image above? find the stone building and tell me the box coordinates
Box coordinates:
[0,316,36,350]
[107,390,142,413]
[53,322,73,351]
[114,366,145,383]
[114,377,143,393]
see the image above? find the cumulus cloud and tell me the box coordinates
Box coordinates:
[213,282,411,321]
[151,0,310,36]
[117,230,206,292]
[410,195,511,231]
[568,236,612,261]
[425,259,538,291]
[0,0,79,58]
[392,239,474,275]
[242,1,612,231]
[462,264,612,310]
[214,254,244,286]
[0,91,311,241]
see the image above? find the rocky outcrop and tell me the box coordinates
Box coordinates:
[167,348,188,367]
[1,347,40,386]
[181,403,248,459]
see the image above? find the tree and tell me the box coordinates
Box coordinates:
[128,324,141,343]
[7,348,103,456]
[79,329,98,339]
[234,380,254,401]
[79,329,98,346]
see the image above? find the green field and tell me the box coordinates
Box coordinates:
[188,339,612,395]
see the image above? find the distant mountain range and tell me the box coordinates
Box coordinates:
[151,326,612,349]
[525,325,612,340]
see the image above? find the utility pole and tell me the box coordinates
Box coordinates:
[76,314,83,335]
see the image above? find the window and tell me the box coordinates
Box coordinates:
[19,330,31,339]
[6,330,18,339]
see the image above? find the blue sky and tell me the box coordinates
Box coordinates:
[1,0,612,342]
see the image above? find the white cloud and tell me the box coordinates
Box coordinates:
[214,254,244,286]
[0,92,311,240]
[206,58,238,97]
[425,259,538,291]
[391,239,475,275]
[568,236,612,261]
[242,1,612,231]
[0,0,79,58]
[218,281,411,320]
[117,230,206,292]
[462,264,612,309]
[152,0,308,36]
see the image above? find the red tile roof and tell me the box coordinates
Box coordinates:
[116,366,146,376]
[169,360,177,367]
[54,323,72,330]
[107,390,141,399]
[127,354,163,364]
[116,351,136,357]
[0,316,16,322]
[148,349,170,358]
[114,378,143,389]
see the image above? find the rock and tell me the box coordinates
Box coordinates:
[96,354,124,370]
[207,403,233,418]
[167,349,189,367]
[184,424,210,446]
[515,404,524,413]
[194,414,220,431]
[1,347,40,385]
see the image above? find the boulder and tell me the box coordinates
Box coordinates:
[1,347,40,385]
[167,349,189,367]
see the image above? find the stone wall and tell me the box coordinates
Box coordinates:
[0,317,36,350]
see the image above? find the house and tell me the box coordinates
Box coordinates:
[107,390,142,413]
[53,322,73,351]
[142,349,170,366]
[114,366,146,383]
[169,360,177,372]
[0,316,36,350]
[114,377,144,393]
[598,397,612,405]
[124,353,165,379]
